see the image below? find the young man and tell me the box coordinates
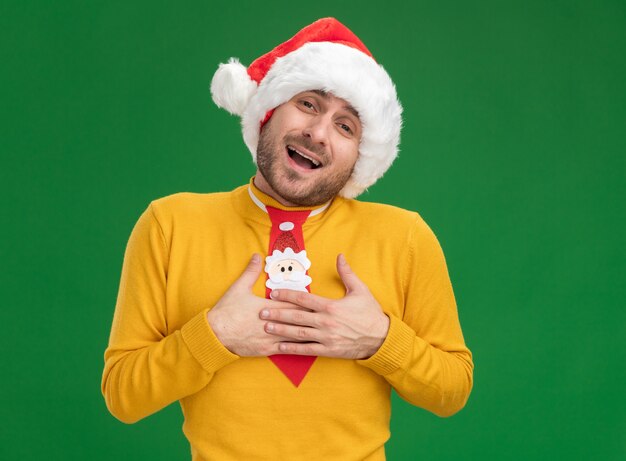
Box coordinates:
[102,18,473,460]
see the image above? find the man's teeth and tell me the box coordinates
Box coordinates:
[290,147,320,166]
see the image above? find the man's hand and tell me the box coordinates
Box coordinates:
[207,254,300,356]
[260,254,390,359]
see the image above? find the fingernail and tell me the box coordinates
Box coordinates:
[338,254,347,265]
[266,323,274,332]
[270,290,279,299]
[252,254,260,263]
[260,309,269,319]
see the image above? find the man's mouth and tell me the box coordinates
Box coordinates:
[286,145,322,170]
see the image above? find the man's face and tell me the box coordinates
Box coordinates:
[256,90,362,206]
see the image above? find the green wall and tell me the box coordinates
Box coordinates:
[1,1,624,459]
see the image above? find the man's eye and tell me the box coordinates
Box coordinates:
[301,100,315,110]
[339,123,353,134]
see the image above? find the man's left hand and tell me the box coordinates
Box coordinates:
[260,254,390,359]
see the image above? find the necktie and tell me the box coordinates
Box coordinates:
[264,206,316,387]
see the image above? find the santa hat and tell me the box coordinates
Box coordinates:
[210,17,403,199]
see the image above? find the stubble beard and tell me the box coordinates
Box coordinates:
[256,127,355,207]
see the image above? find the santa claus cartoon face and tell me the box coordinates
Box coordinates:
[265,248,312,292]
[268,259,306,279]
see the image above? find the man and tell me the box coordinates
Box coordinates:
[102,17,473,460]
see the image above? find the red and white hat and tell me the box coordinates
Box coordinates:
[210,17,403,199]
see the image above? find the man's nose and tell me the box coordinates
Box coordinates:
[303,115,331,146]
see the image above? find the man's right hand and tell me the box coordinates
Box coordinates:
[206,253,299,356]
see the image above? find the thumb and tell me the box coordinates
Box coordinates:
[235,253,263,290]
[336,254,364,294]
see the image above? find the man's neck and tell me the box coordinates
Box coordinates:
[253,171,300,207]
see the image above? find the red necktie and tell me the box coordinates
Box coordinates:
[265,206,317,387]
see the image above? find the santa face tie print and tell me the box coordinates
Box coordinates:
[265,239,312,292]
[263,207,313,297]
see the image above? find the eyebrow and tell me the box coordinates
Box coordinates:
[311,89,360,119]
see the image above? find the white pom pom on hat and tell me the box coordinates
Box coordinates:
[210,17,403,199]
[210,58,257,116]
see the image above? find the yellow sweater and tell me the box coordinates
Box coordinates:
[102,179,473,461]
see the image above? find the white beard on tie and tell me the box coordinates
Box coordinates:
[266,269,312,292]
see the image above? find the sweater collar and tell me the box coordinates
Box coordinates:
[247,179,331,217]
[231,177,342,226]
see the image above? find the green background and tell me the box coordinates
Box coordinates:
[1,1,624,459]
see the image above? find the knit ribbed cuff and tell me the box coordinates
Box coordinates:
[181,308,239,374]
[357,314,415,376]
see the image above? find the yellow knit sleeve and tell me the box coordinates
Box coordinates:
[358,216,474,417]
[101,203,238,424]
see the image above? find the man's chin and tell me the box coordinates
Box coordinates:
[258,159,347,206]
[274,176,340,207]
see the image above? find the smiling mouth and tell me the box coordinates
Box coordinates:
[286,145,322,170]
